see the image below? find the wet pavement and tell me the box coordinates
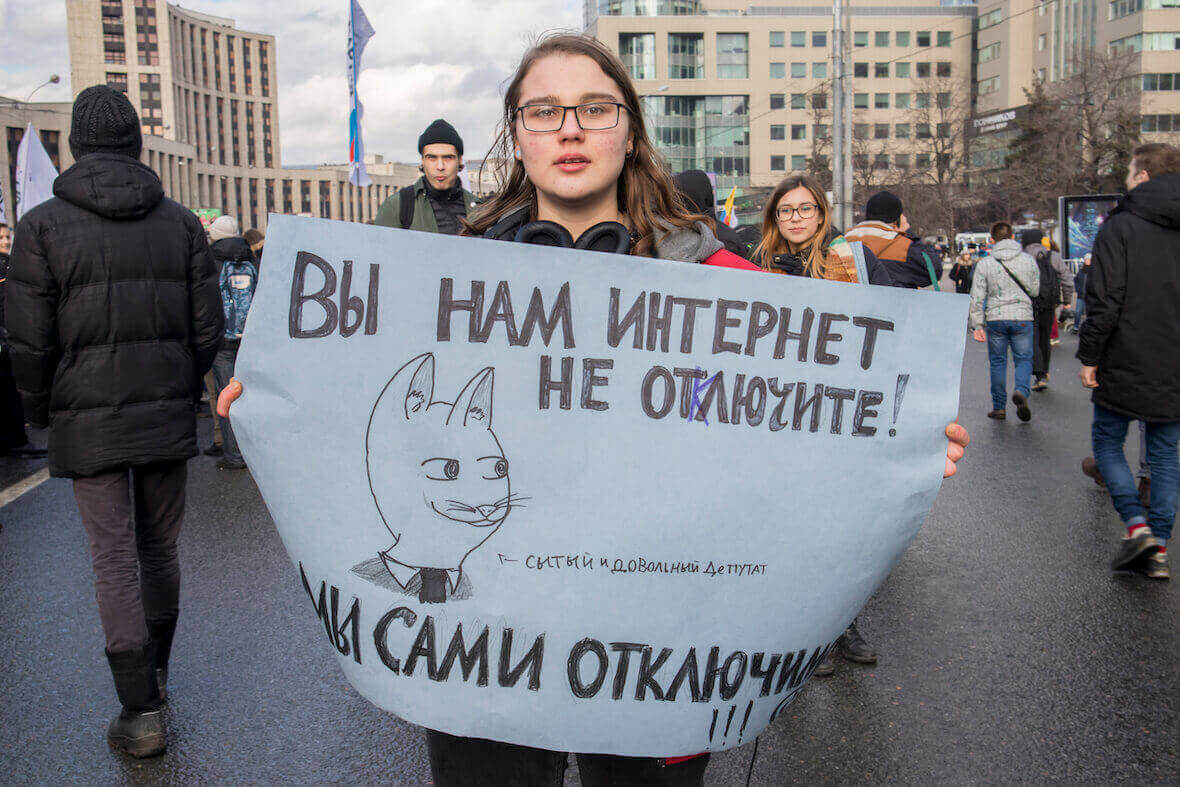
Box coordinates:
[0,330,1175,785]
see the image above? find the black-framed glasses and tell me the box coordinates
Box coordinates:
[775,203,818,220]
[515,102,627,132]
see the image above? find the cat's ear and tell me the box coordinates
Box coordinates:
[403,353,435,422]
[447,367,494,429]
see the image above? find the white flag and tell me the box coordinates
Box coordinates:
[15,123,58,221]
[347,0,375,187]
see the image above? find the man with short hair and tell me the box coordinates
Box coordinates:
[1020,230,1072,391]
[1080,142,1180,581]
[843,190,944,288]
[968,221,1039,421]
[375,119,478,234]
[7,85,223,755]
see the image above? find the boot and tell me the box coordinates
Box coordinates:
[838,619,878,664]
[105,641,166,758]
[146,613,177,704]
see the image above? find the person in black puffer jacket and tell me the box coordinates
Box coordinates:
[204,214,254,470]
[6,85,223,757]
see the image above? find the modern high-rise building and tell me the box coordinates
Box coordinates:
[586,0,977,196]
[0,0,418,230]
[969,0,1180,182]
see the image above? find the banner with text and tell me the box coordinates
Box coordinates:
[233,215,968,756]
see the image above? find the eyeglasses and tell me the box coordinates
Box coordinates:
[775,203,818,220]
[515,102,627,132]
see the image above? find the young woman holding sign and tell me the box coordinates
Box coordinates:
[220,32,968,787]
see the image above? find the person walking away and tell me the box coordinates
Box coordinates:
[969,222,1039,422]
[5,85,223,755]
[1079,142,1180,581]
[206,215,256,470]
[1020,230,1072,391]
[0,223,44,457]
[1071,253,1091,333]
[219,33,971,785]
[843,190,943,288]
[673,169,747,257]
[374,119,478,234]
[243,227,264,266]
[949,249,975,294]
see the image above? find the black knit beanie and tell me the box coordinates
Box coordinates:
[865,190,904,224]
[69,85,143,160]
[417,118,463,156]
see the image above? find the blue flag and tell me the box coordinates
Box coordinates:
[347,0,375,187]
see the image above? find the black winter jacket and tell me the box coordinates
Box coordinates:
[209,236,255,274]
[6,153,224,477]
[1078,173,1180,421]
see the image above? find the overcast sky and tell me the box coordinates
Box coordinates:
[0,0,582,165]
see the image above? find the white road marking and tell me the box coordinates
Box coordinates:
[0,467,51,509]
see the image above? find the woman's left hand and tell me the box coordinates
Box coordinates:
[944,422,969,478]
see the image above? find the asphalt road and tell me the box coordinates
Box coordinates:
[0,328,1176,785]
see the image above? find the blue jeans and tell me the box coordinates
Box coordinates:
[1092,403,1180,542]
[985,321,1033,410]
[210,343,242,463]
[1073,298,1085,330]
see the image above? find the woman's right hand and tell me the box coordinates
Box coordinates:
[217,378,242,417]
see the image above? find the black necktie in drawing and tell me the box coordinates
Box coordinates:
[419,568,448,603]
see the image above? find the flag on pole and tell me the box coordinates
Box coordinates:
[0,180,7,226]
[15,123,58,222]
[347,0,375,187]
[720,187,737,227]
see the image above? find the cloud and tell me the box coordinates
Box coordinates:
[0,0,581,163]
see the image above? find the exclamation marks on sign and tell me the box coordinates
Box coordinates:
[889,373,910,437]
[709,700,755,744]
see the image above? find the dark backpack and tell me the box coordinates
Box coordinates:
[219,258,258,341]
[1032,249,1060,309]
[398,186,415,229]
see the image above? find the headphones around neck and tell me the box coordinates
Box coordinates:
[513,220,631,254]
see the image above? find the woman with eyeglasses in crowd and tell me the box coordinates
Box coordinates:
[220,33,969,786]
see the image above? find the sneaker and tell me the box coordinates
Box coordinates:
[1081,457,1106,488]
[1143,550,1169,580]
[1067,325,1079,334]
[216,458,247,470]
[987,409,1006,420]
[1050,338,1061,346]
[1012,392,1032,421]
[813,656,835,677]
[1031,378,1049,392]
[107,708,166,758]
[838,620,877,665]
[1111,528,1160,571]
[203,444,224,457]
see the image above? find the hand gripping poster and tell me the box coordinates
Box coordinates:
[233,215,969,757]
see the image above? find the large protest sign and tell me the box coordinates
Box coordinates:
[233,215,968,756]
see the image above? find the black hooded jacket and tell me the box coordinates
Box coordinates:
[672,170,749,258]
[1078,173,1180,421]
[6,153,223,477]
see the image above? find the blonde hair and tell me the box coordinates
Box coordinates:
[752,173,833,278]
[464,33,708,255]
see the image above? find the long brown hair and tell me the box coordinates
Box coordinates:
[465,33,707,256]
[753,173,833,278]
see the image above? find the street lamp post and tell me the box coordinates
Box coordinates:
[25,75,61,103]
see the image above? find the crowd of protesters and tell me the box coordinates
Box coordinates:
[1,29,1173,786]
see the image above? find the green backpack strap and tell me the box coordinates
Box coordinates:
[919,250,940,289]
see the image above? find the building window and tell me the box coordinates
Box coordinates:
[895,123,910,139]
[134,0,159,66]
[791,155,807,170]
[895,92,910,108]
[937,61,952,77]
[620,33,656,80]
[228,35,237,93]
[644,95,750,189]
[771,155,786,171]
[138,73,163,136]
[873,154,889,170]
[213,33,222,90]
[770,62,786,79]
[916,31,931,48]
[916,153,931,169]
[283,179,293,214]
[231,101,241,165]
[1142,73,1180,90]
[814,124,829,139]
[937,122,950,138]
[979,42,1001,63]
[246,101,256,166]
[791,62,806,78]
[263,106,273,168]
[875,62,889,78]
[895,31,911,47]
[978,76,1001,95]
[937,92,951,108]
[874,123,889,139]
[853,123,869,139]
[895,153,910,169]
[669,33,704,79]
[811,93,827,109]
[1142,113,1180,132]
[103,32,126,64]
[791,124,806,140]
[979,9,1003,30]
[243,39,253,95]
[1110,0,1144,19]
[260,42,271,97]
[875,93,889,108]
[854,31,868,48]
[813,62,827,78]
[916,123,932,139]
[770,31,785,48]
[106,72,128,93]
[917,62,931,78]
[319,181,331,219]
[854,93,868,109]
[854,62,868,78]
[916,92,931,108]
[937,31,952,47]
[791,31,805,47]
[300,179,312,214]
[770,124,786,140]
[791,93,806,109]
[812,31,827,47]
[895,62,911,78]
[770,93,785,109]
